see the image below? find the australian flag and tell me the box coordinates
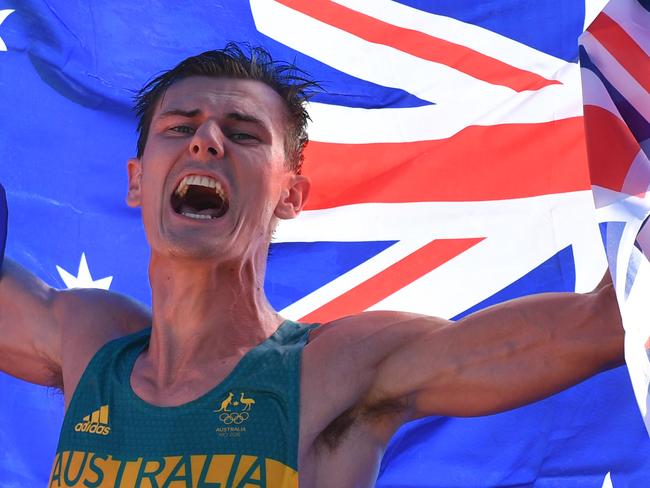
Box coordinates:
[0,1,649,486]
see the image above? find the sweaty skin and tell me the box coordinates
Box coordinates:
[0,77,623,488]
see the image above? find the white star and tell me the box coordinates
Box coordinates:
[0,10,15,52]
[601,471,613,488]
[56,253,113,290]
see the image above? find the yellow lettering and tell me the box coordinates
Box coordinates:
[63,451,89,486]
[81,453,106,488]
[190,455,208,488]
[235,456,266,487]
[72,422,110,435]
[116,457,143,488]
[95,455,122,487]
[199,454,234,486]
[266,459,298,488]
[131,456,164,488]
[50,452,298,488]
[49,453,62,487]
[230,455,258,487]
[162,455,194,488]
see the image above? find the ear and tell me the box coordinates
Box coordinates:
[126,158,143,207]
[275,175,311,220]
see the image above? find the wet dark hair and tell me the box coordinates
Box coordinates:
[134,42,319,173]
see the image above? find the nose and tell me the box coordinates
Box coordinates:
[189,120,224,159]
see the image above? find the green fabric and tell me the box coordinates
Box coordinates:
[50,320,315,487]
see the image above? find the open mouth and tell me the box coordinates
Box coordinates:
[171,174,229,220]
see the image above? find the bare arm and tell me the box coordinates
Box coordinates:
[0,258,151,388]
[354,279,623,420]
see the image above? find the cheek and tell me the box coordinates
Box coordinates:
[139,172,168,211]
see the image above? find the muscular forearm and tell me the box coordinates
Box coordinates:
[445,284,623,416]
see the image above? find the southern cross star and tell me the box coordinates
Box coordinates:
[0,10,15,52]
[56,253,113,290]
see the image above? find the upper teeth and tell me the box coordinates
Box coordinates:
[175,175,225,199]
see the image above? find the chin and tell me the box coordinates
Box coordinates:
[147,231,229,261]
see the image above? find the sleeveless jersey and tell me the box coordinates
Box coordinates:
[49,320,316,488]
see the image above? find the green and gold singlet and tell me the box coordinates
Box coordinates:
[49,320,316,488]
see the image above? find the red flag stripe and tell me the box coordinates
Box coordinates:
[587,12,650,92]
[584,105,643,195]
[277,0,560,92]
[299,237,484,323]
[303,118,590,209]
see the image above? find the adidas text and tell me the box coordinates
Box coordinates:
[74,422,110,435]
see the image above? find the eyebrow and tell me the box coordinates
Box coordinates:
[156,109,268,130]
[226,111,265,126]
[157,108,202,119]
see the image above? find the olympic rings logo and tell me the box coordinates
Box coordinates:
[219,412,250,425]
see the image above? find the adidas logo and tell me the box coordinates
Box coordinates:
[74,405,111,436]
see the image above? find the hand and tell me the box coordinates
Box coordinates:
[593,270,613,294]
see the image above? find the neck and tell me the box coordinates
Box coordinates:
[143,251,282,384]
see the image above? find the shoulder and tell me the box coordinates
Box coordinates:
[54,288,150,398]
[300,311,449,442]
[57,288,150,329]
[307,310,449,358]
[55,287,150,347]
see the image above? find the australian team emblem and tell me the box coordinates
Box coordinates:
[214,391,256,425]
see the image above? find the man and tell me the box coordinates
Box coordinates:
[0,44,623,487]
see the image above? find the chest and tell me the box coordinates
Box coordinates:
[53,331,308,487]
[54,329,393,488]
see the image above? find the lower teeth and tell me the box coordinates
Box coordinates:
[182,212,213,220]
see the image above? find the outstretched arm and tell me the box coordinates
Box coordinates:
[360,277,622,419]
[0,184,150,388]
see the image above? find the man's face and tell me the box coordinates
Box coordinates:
[126,76,309,261]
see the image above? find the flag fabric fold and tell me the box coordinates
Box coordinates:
[580,0,650,434]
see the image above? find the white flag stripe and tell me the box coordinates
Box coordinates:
[580,68,626,121]
[251,0,515,104]
[276,193,597,242]
[279,234,438,320]
[333,0,570,80]
[622,255,650,425]
[277,192,605,319]
[372,195,605,315]
[605,0,650,56]
[593,187,650,223]
[581,31,650,122]
[584,0,610,31]
[622,151,650,197]
[306,72,582,144]
[252,0,583,144]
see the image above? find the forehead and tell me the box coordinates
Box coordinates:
[154,76,288,126]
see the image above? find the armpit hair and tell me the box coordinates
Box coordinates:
[317,395,411,451]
